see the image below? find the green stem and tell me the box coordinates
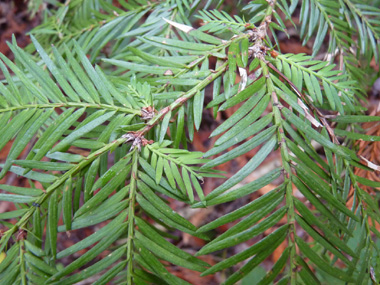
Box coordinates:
[19,240,27,285]
[262,60,297,283]
[126,149,139,284]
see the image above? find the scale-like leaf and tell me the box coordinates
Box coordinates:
[182,167,194,203]
[294,199,357,257]
[24,252,58,275]
[204,127,275,168]
[205,137,277,200]
[8,43,66,103]
[0,185,42,196]
[56,246,126,285]
[283,108,355,160]
[136,194,207,239]
[0,209,28,220]
[224,232,287,285]
[52,111,116,153]
[215,94,270,145]
[93,261,127,285]
[204,115,273,157]
[198,188,284,233]
[295,215,352,265]
[134,240,191,285]
[296,163,358,221]
[48,189,58,258]
[52,46,94,103]
[57,211,128,259]
[136,231,205,272]
[198,207,286,255]
[0,109,54,178]
[292,176,351,235]
[12,160,73,171]
[296,256,320,285]
[211,88,266,137]
[136,217,208,267]
[0,109,36,153]
[48,225,127,282]
[31,108,85,161]
[0,194,36,203]
[143,36,217,51]
[74,166,130,218]
[201,225,288,276]
[128,46,187,68]
[296,236,354,282]
[137,181,196,231]
[199,168,282,207]
[138,170,186,201]
[332,115,380,123]
[62,177,73,231]
[257,247,290,284]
